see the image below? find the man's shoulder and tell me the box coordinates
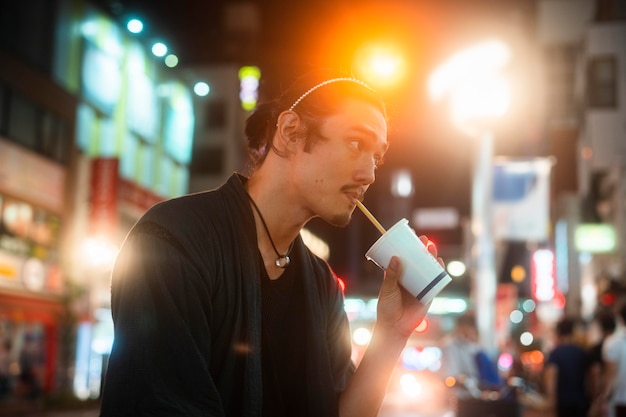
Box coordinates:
[141,190,219,224]
[143,175,243,224]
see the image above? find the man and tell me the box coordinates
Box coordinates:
[544,316,590,417]
[603,303,626,417]
[99,71,439,417]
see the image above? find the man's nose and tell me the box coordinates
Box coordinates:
[354,155,377,185]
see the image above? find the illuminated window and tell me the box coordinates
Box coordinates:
[205,99,227,129]
[190,147,224,175]
[544,46,578,121]
[587,56,617,108]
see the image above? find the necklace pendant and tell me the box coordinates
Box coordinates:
[275,255,290,268]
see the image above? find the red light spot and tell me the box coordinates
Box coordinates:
[337,277,346,293]
[414,319,428,333]
[553,292,566,309]
[601,292,616,305]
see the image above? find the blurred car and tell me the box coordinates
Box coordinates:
[381,345,453,416]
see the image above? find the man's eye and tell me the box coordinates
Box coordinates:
[349,140,363,151]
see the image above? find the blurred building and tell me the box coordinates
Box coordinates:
[537,0,626,322]
[0,0,198,401]
[484,0,626,355]
[183,64,252,193]
[0,0,623,405]
[576,0,626,313]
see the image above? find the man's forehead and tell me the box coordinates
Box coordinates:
[329,102,387,131]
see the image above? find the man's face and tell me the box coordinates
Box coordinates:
[289,98,388,227]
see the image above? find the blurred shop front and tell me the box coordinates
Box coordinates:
[0,0,196,404]
[55,0,196,400]
[68,157,166,400]
[0,140,67,403]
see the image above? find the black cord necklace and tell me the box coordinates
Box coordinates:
[246,192,294,268]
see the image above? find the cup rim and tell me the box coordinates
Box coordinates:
[365,218,409,259]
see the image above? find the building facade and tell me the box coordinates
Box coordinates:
[0,0,196,402]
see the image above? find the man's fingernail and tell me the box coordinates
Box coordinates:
[389,257,399,270]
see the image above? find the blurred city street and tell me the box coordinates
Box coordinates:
[18,411,99,417]
[0,404,100,417]
[0,395,555,417]
[380,395,454,417]
[0,0,624,414]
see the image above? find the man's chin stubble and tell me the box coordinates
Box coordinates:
[328,212,351,228]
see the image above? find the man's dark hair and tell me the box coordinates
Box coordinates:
[596,309,617,333]
[244,69,387,170]
[555,317,575,337]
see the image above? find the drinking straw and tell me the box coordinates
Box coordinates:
[355,200,386,235]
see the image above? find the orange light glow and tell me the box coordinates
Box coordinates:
[444,376,456,387]
[581,146,593,160]
[520,350,544,366]
[510,265,526,283]
[353,42,407,89]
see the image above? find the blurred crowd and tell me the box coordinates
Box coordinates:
[438,307,626,417]
[0,329,45,407]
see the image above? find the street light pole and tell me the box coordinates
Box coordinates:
[428,39,512,356]
[472,131,497,354]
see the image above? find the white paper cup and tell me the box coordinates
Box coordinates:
[365,218,452,304]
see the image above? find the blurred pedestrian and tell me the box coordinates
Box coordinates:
[441,312,502,397]
[602,302,626,417]
[587,308,616,417]
[0,339,12,399]
[544,316,590,417]
[100,70,440,417]
[441,313,481,386]
[17,332,42,401]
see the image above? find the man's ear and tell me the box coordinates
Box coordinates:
[275,111,300,145]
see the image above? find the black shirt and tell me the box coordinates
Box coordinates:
[261,255,308,416]
[100,174,354,417]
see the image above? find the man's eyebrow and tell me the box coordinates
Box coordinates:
[347,125,377,137]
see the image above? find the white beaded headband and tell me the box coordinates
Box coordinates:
[288,77,374,111]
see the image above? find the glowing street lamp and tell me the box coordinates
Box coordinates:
[428,39,512,136]
[151,42,168,58]
[428,39,512,354]
[353,42,406,89]
[126,18,144,34]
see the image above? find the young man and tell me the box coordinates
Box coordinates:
[99,71,440,417]
[544,317,590,417]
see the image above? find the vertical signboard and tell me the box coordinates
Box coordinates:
[531,249,556,302]
[492,158,553,242]
[89,158,119,238]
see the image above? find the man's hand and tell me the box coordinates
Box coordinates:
[376,236,442,339]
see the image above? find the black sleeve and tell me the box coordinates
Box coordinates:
[100,224,223,417]
[325,267,356,394]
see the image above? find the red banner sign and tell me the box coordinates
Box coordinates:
[89,158,119,238]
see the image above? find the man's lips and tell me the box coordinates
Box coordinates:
[345,191,364,204]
